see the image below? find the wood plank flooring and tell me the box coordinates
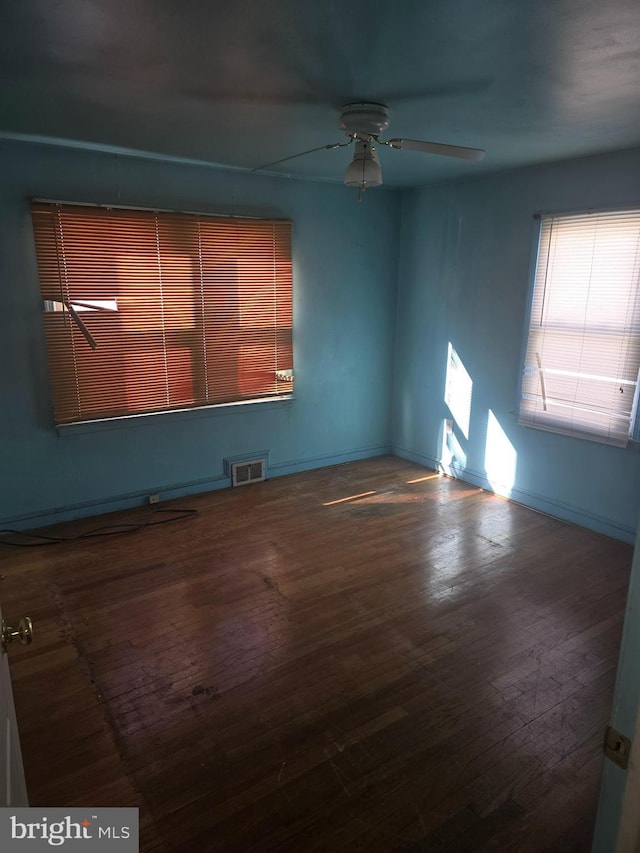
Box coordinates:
[0,457,632,851]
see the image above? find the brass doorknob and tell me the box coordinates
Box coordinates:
[1,617,33,649]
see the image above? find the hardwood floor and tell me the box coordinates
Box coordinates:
[0,457,632,851]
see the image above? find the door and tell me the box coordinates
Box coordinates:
[592,513,640,852]
[616,704,640,852]
[0,602,29,807]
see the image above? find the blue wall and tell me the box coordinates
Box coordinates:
[392,148,640,542]
[0,140,401,527]
[3,138,640,542]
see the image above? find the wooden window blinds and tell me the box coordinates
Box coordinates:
[31,202,293,425]
[519,209,640,446]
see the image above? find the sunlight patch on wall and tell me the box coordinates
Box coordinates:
[445,342,473,439]
[484,410,517,496]
[441,418,467,473]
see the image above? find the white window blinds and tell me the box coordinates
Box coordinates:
[519,209,640,447]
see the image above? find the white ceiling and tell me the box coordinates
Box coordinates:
[2,0,640,188]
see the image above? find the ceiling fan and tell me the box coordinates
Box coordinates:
[254,102,485,196]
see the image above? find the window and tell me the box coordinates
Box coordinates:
[31,202,293,425]
[519,209,640,447]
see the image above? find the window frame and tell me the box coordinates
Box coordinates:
[31,200,294,427]
[518,206,640,448]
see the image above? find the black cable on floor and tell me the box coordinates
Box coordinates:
[0,508,198,547]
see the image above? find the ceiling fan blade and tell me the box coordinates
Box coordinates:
[387,138,485,161]
[253,139,352,172]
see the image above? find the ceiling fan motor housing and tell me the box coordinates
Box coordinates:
[340,103,390,138]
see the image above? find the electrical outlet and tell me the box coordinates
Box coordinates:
[148,494,160,505]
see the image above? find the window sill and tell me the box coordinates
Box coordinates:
[56,395,294,436]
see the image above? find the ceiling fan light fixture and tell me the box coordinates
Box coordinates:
[254,101,485,188]
[344,141,383,191]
